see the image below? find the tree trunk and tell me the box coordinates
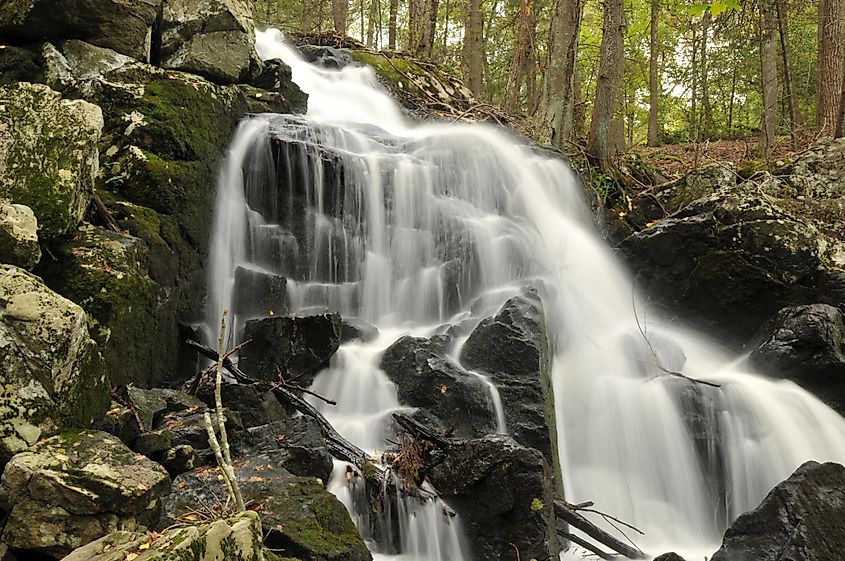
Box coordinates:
[700,12,715,139]
[776,0,803,135]
[647,0,660,146]
[836,68,845,136]
[423,0,440,58]
[332,0,348,35]
[388,0,398,49]
[761,0,779,157]
[690,24,699,142]
[366,0,379,47]
[505,0,533,112]
[462,0,484,96]
[817,0,845,135]
[540,0,584,147]
[409,0,424,52]
[587,0,625,170]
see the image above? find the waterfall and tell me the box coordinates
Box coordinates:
[204,28,845,560]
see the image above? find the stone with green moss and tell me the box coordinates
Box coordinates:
[0,265,109,466]
[0,430,171,558]
[0,202,41,269]
[0,82,103,237]
[61,511,266,561]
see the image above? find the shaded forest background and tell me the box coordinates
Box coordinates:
[250,0,843,172]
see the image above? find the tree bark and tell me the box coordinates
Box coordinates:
[647,0,660,146]
[462,0,484,96]
[817,0,845,135]
[700,11,715,139]
[366,0,379,47]
[332,0,349,35]
[761,0,779,157]
[776,0,803,135]
[388,0,398,49]
[690,24,699,142]
[587,0,626,170]
[505,0,533,112]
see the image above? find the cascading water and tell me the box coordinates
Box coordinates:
[205,28,845,560]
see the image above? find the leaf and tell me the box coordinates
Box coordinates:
[724,0,742,10]
[125,553,139,561]
[688,3,708,17]
[440,385,448,394]
[139,543,150,550]
[710,0,726,16]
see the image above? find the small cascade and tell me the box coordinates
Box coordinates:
[203,28,845,561]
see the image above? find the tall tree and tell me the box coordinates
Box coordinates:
[332,0,349,35]
[700,12,715,139]
[761,0,779,156]
[776,0,803,135]
[817,0,844,135]
[388,0,398,49]
[539,0,584,147]
[366,0,380,46]
[588,0,626,170]
[505,0,533,112]
[462,0,484,96]
[647,0,660,146]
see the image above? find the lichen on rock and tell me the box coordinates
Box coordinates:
[0,202,41,269]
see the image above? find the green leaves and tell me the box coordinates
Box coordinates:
[689,0,742,18]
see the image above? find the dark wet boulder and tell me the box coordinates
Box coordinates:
[380,335,497,438]
[166,457,371,561]
[0,430,170,558]
[710,461,845,561]
[235,417,333,483]
[0,0,158,62]
[298,46,354,69]
[429,435,560,561]
[194,381,288,429]
[749,304,845,413]
[240,314,342,384]
[232,266,288,321]
[340,317,379,343]
[251,58,309,112]
[459,289,558,468]
[654,554,687,561]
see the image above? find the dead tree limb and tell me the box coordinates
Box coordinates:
[92,192,122,233]
[393,413,452,450]
[559,531,615,561]
[554,500,647,559]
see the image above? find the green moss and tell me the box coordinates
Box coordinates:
[530,498,544,512]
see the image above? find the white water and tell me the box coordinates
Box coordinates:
[204,28,845,560]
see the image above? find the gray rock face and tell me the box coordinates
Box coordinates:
[235,417,334,483]
[0,265,109,466]
[0,203,40,269]
[380,335,497,438]
[430,435,560,561]
[232,266,288,320]
[159,0,261,84]
[710,461,845,561]
[459,289,558,468]
[0,0,158,62]
[0,83,103,237]
[0,430,171,558]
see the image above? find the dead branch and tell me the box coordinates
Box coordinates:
[92,192,122,233]
[554,500,647,559]
[559,531,615,560]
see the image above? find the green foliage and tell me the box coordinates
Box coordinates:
[530,498,545,512]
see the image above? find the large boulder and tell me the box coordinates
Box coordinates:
[459,289,559,474]
[0,430,170,558]
[430,435,560,561]
[166,457,371,561]
[0,265,108,465]
[710,461,845,561]
[240,314,342,384]
[0,0,158,62]
[0,203,40,269]
[749,304,845,413]
[380,335,497,438]
[61,511,267,561]
[0,82,102,237]
[159,0,262,85]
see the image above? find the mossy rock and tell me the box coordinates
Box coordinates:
[0,44,46,85]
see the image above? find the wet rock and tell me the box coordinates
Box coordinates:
[459,289,558,469]
[62,511,266,561]
[710,461,845,561]
[299,46,355,69]
[166,457,371,561]
[0,82,102,237]
[159,0,262,85]
[340,317,379,343]
[0,430,170,558]
[240,314,342,384]
[133,429,172,457]
[0,265,109,466]
[43,40,136,96]
[0,203,40,269]
[160,444,197,477]
[654,554,687,561]
[250,58,309,113]
[380,335,497,438]
[749,304,845,413]
[194,381,288,428]
[234,417,333,483]
[0,0,158,62]
[232,266,288,321]
[430,435,560,561]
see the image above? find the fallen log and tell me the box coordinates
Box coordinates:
[559,531,614,561]
[392,413,452,450]
[554,500,647,559]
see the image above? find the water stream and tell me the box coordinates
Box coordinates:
[205,29,845,560]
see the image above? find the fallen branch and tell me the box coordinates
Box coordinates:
[92,191,122,233]
[559,531,614,561]
[553,500,647,559]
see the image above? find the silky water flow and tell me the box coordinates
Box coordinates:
[204,28,845,560]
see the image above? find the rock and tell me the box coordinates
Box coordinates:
[749,304,845,412]
[61,511,266,561]
[44,40,137,96]
[250,59,309,111]
[429,435,560,561]
[669,162,736,210]
[166,457,371,561]
[160,444,197,477]
[459,289,558,471]
[133,429,173,457]
[240,314,342,384]
[0,430,170,558]
[298,46,354,69]
[340,317,379,343]
[194,381,288,429]
[0,82,103,237]
[0,0,158,62]
[619,187,833,344]
[380,335,496,438]
[0,265,109,466]
[654,554,687,561]
[159,0,261,84]
[37,224,177,388]
[710,461,845,561]
[234,417,334,483]
[0,45,46,85]
[0,203,40,269]
[232,266,288,321]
